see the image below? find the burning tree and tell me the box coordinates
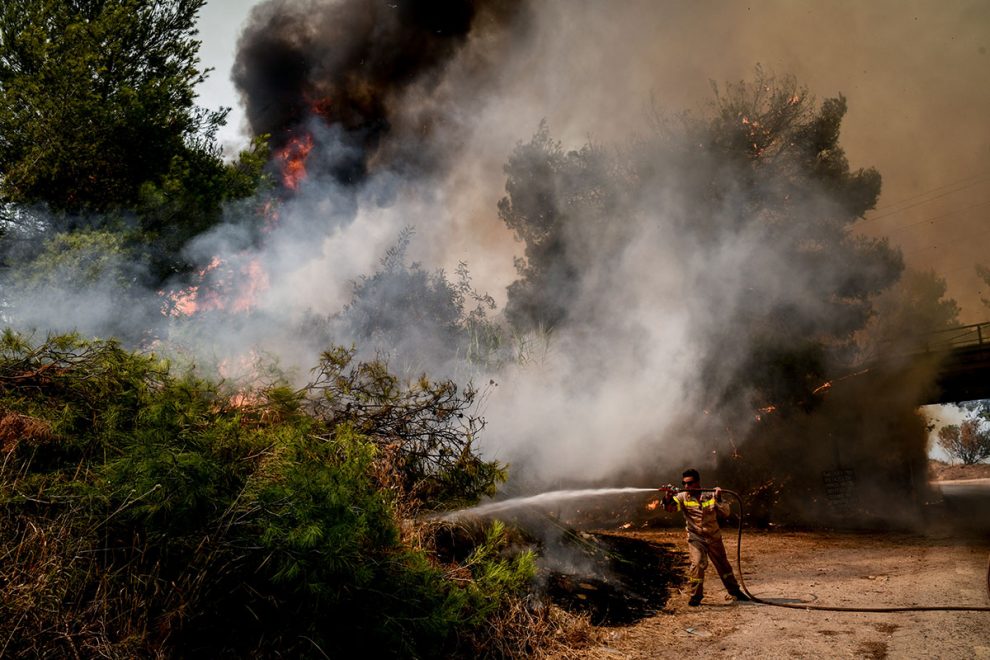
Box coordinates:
[501,71,901,402]
[496,70,940,525]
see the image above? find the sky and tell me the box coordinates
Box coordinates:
[196,0,990,325]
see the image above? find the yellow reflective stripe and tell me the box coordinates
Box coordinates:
[683,499,718,508]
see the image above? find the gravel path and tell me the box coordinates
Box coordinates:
[569,528,990,659]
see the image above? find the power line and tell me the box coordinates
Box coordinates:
[865,198,990,237]
[857,172,990,226]
[871,171,990,214]
[900,223,990,261]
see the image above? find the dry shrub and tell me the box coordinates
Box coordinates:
[0,409,54,453]
[477,598,602,659]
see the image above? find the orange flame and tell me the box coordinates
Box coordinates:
[645,498,660,511]
[277,134,314,191]
[812,380,833,395]
[160,255,269,318]
[231,257,270,313]
[754,404,777,422]
[161,257,223,317]
[218,353,267,409]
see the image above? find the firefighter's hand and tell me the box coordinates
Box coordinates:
[658,485,674,500]
[714,486,723,501]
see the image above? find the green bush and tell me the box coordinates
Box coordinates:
[0,332,530,658]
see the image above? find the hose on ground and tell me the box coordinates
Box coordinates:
[690,488,990,612]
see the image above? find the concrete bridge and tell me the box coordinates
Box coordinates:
[906,322,990,405]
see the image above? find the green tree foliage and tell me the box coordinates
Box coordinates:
[306,344,505,509]
[0,228,159,340]
[0,332,529,657]
[136,135,271,279]
[9,229,136,290]
[0,0,218,212]
[0,0,270,280]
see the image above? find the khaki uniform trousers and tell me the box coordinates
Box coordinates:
[687,534,740,600]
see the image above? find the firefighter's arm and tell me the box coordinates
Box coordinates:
[714,487,731,517]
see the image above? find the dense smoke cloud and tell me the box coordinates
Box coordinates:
[233,0,527,184]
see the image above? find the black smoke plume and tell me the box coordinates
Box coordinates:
[233,0,525,185]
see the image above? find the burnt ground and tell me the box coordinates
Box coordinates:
[542,532,683,625]
[549,474,990,659]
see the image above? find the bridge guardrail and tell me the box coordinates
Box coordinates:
[916,322,990,352]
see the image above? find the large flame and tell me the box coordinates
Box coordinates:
[161,257,224,317]
[275,97,332,192]
[159,114,322,320]
[231,257,270,313]
[160,256,270,318]
[276,133,315,191]
[181,106,326,314]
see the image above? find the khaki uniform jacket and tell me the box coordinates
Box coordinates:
[664,491,730,542]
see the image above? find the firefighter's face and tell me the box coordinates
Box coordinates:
[682,477,699,491]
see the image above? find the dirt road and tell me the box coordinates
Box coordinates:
[569,527,990,659]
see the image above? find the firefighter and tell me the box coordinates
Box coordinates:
[660,468,750,606]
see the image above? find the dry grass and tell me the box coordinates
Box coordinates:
[0,409,54,453]
[479,599,602,659]
[0,513,166,658]
[928,459,990,481]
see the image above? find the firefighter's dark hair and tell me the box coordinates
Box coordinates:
[682,468,701,482]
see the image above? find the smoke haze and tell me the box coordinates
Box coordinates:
[203,0,990,318]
